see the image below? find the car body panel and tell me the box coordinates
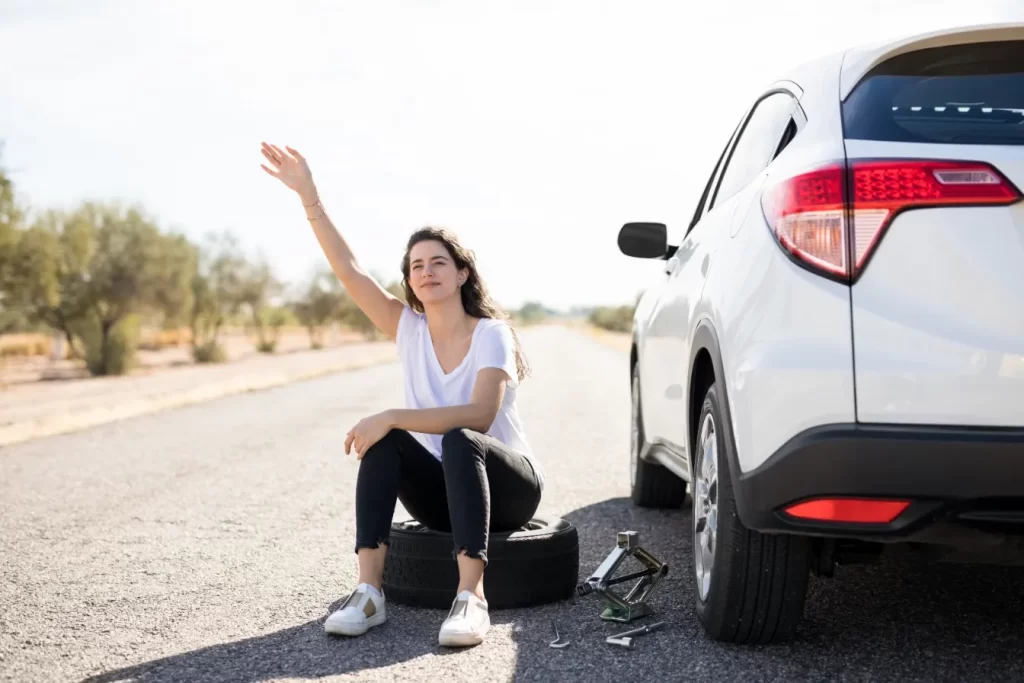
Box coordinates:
[846,140,1024,427]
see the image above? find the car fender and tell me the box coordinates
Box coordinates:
[687,318,757,528]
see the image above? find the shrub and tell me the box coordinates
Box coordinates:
[77,315,140,376]
[193,341,227,363]
[588,305,635,333]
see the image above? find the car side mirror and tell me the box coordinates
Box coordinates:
[617,222,668,259]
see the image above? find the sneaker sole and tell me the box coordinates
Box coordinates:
[438,628,488,648]
[324,611,387,636]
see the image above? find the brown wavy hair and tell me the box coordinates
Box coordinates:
[401,226,530,383]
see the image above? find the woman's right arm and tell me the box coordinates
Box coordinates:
[260,142,404,341]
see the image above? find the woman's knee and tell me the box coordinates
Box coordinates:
[363,428,404,459]
[440,428,482,465]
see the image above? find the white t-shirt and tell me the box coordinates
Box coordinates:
[395,305,543,487]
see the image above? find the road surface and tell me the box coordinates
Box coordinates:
[2,325,1022,682]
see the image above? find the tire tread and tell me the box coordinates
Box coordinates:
[694,383,810,644]
[382,515,579,610]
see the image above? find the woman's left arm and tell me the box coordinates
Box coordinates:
[345,368,508,457]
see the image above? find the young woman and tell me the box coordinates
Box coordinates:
[259,142,544,647]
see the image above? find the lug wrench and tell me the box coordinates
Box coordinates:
[605,621,665,649]
[549,619,570,648]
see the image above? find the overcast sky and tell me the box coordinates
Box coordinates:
[1,1,1020,310]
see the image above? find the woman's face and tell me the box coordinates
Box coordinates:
[408,239,465,305]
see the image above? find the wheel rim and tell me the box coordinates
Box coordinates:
[630,372,640,487]
[693,411,718,601]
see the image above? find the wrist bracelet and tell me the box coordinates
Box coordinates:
[302,196,320,208]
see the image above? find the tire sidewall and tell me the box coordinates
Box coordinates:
[382,515,579,610]
[692,383,734,627]
[630,364,643,491]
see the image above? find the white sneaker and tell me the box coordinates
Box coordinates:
[438,590,490,647]
[324,583,387,636]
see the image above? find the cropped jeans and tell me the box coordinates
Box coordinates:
[354,428,542,565]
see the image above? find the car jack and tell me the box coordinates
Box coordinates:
[576,531,669,623]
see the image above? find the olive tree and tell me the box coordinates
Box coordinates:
[6,202,195,375]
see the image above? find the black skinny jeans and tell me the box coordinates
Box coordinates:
[354,427,542,565]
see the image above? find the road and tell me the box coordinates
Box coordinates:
[2,324,1022,683]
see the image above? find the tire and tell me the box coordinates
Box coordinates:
[692,382,811,644]
[631,363,688,508]
[381,514,579,610]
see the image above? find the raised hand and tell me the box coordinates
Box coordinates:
[260,142,315,196]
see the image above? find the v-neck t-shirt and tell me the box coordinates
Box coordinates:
[395,305,542,487]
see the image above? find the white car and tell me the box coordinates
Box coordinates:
[619,22,1024,644]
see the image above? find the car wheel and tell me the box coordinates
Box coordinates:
[630,363,687,508]
[692,382,811,644]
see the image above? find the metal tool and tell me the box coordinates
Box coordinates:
[576,531,669,623]
[549,619,570,648]
[605,635,635,649]
[605,621,665,649]
[610,621,665,639]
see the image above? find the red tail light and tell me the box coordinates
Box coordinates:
[761,164,848,277]
[761,159,1021,280]
[783,498,910,524]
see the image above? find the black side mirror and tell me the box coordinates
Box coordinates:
[617,222,668,259]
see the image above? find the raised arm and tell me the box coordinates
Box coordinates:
[260,142,404,340]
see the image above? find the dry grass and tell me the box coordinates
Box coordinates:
[0,324,378,387]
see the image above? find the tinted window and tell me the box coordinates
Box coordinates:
[843,40,1024,146]
[683,116,743,237]
[711,93,795,208]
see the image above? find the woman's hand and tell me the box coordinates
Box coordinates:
[345,410,396,459]
[260,142,315,198]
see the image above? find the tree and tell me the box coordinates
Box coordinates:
[291,267,346,349]
[7,208,97,359]
[190,231,249,362]
[515,301,549,325]
[5,202,195,375]
[237,256,283,352]
[0,147,27,335]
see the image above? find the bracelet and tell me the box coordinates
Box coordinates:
[307,206,326,221]
[302,196,321,208]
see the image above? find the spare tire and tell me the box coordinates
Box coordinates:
[382,514,579,610]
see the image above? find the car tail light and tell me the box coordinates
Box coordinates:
[761,164,848,277]
[761,160,1021,280]
[783,498,910,524]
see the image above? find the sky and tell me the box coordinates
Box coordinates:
[1,1,1021,311]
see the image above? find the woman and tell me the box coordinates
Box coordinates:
[259,142,544,647]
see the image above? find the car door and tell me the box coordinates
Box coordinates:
[644,91,800,453]
[640,119,739,449]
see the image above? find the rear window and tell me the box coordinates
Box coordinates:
[842,39,1024,145]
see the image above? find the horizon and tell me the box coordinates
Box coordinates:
[1,1,1020,311]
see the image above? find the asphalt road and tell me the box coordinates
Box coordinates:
[2,324,1023,683]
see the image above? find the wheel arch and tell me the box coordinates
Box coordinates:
[688,319,752,524]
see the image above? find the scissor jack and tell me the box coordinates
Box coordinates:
[576,531,669,623]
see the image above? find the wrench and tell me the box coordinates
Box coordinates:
[605,621,665,649]
[605,635,635,649]
[549,619,570,648]
[609,621,665,640]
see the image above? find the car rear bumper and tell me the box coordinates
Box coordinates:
[733,423,1024,542]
